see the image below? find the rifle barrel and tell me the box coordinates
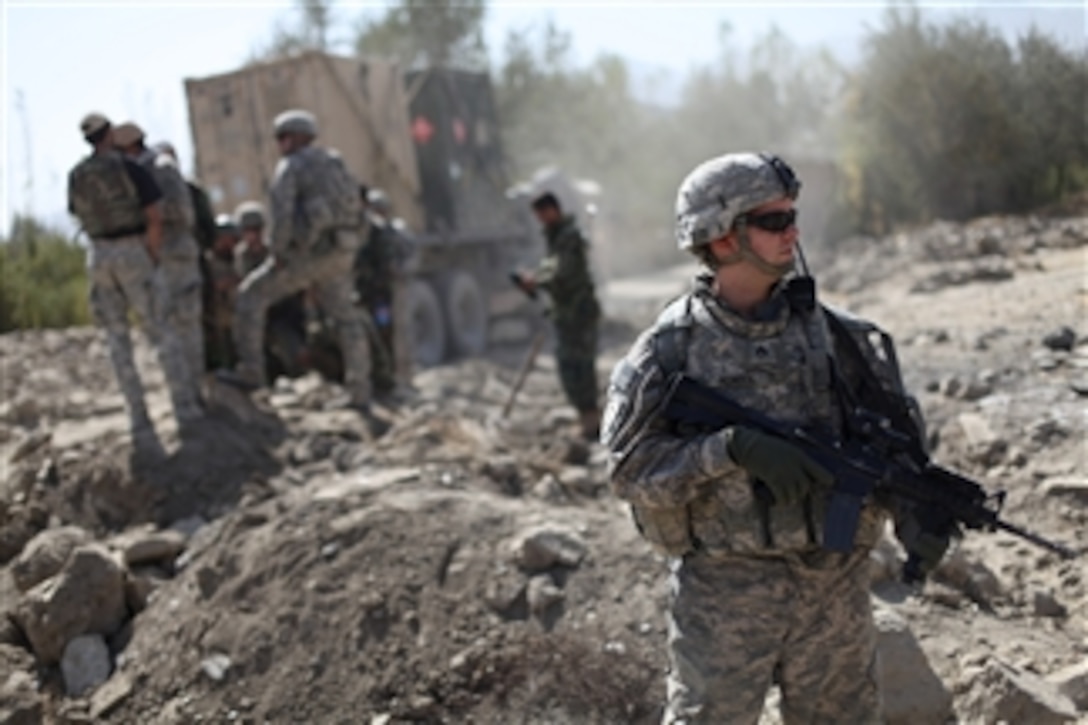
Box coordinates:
[993,519,1077,559]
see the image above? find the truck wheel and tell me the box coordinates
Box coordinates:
[442,270,488,358]
[409,279,446,367]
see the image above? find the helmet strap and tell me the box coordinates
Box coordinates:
[735,220,795,278]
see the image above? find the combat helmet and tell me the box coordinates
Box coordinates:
[215,213,238,235]
[366,188,392,216]
[273,109,318,138]
[234,201,266,230]
[675,152,800,252]
[80,112,111,139]
[112,121,146,148]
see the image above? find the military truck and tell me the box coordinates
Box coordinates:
[184,51,540,367]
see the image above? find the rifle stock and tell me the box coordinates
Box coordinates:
[662,374,1077,576]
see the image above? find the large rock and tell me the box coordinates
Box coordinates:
[11,526,91,592]
[508,526,588,573]
[113,527,186,567]
[0,643,41,725]
[60,634,112,697]
[873,606,953,725]
[1048,659,1088,710]
[952,413,1007,466]
[932,549,1003,608]
[961,660,1079,724]
[12,544,127,664]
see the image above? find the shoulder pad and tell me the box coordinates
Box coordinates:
[649,293,694,376]
[656,294,695,331]
[822,302,885,337]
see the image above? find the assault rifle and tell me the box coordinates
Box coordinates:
[662,374,1078,582]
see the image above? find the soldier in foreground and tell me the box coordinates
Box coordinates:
[114,122,205,400]
[67,113,203,451]
[217,110,381,430]
[601,153,951,722]
[513,192,602,441]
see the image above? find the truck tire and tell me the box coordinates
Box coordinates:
[409,278,446,368]
[442,270,488,358]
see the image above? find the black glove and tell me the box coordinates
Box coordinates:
[726,425,835,506]
[902,528,958,583]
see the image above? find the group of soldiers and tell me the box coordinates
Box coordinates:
[68,108,416,452]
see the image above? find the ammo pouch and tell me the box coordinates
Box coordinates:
[630,503,694,557]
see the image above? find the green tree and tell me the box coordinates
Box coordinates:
[0,216,89,332]
[355,0,488,70]
[841,6,1088,233]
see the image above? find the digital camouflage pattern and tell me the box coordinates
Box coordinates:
[674,152,800,251]
[232,142,369,400]
[268,146,362,256]
[137,150,194,232]
[602,274,915,722]
[86,236,203,432]
[665,549,879,723]
[534,215,601,412]
[135,150,203,394]
[234,233,371,403]
[67,151,146,238]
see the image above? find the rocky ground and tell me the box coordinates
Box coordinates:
[2,210,1087,724]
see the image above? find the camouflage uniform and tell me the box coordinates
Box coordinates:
[602,278,910,723]
[187,180,220,371]
[68,148,202,434]
[234,236,310,382]
[134,148,204,395]
[533,214,601,413]
[354,212,401,395]
[203,220,242,370]
[602,152,930,723]
[232,145,371,403]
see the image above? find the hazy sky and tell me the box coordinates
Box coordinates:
[2,0,1084,233]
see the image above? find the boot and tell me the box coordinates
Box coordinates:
[579,408,601,443]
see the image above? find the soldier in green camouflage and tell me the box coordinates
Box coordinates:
[115,122,204,400]
[515,192,602,440]
[601,153,952,723]
[67,113,203,452]
[218,110,381,431]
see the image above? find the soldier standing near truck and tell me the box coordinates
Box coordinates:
[233,201,311,382]
[513,192,602,441]
[154,141,220,372]
[355,186,418,399]
[114,122,205,401]
[217,110,384,432]
[68,113,203,452]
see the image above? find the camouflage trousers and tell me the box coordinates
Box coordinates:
[664,549,880,724]
[87,236,203,432]
[159,230,204,396]
[234,233,371,404]
[555,315,599,413]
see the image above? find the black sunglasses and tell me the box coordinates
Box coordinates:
[739,208,798,233]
